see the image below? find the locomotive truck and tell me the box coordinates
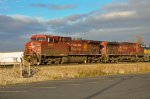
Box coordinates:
[24,34,150,65]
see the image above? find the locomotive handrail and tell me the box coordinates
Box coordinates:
[32,48,41,64]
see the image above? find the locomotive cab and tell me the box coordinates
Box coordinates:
[24,35,51,64]
[25,35,48,54]
[24,34,62,65]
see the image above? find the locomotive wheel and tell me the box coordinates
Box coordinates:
[47,60,53,65]
[110,58,115,63]
[131,56,136,62]
[46,58,62,65]
[110,57,118,63]
[115,58,119,63]
[91,57,97,63]
[87,57,92,63]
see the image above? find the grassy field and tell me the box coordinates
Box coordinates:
[0,63,150,86]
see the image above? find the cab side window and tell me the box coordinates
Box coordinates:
[48,38,53,43]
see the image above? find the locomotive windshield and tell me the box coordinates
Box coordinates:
[31,37,46,41]
[37,37,46,41]
[31,38,36,41]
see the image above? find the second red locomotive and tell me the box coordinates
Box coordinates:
[24,34,149,65]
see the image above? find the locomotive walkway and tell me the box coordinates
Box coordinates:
[0,73,150,99]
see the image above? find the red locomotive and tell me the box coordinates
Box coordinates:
[24,34,149,65]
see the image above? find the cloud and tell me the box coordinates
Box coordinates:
[31,3,77,10]
[0,14,47,36]
[46,14,87,30]
[1,0,150,51]
[100,11,136,19]
[0,14,48,51]
[46,0,150,43]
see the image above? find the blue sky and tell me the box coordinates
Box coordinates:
[0,0,112,19]
[0,0,150,51]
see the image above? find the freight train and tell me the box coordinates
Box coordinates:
[23,34,150,65]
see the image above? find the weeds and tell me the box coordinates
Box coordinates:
[0,63,150,86]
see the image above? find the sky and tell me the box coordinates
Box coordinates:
[0,0,150,51]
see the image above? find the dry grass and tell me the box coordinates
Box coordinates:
[0,63,150,86]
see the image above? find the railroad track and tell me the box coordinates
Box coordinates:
[32,62,150,67]
[1,62,150,68]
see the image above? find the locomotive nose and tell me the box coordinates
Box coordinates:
[24,45,32,54]
[24,42,35,55]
